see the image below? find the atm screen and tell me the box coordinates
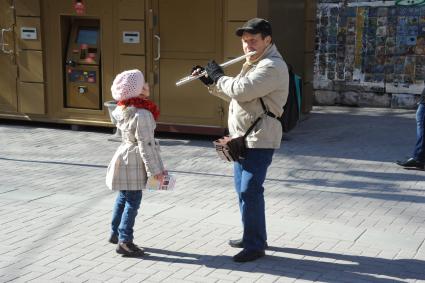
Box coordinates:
[76,28,98,45]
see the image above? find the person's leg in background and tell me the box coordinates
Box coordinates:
[413,103,425,163]
[230,160,247,249]
[234,161,243,221]
[397,103,425,169]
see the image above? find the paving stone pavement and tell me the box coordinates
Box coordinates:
[0,106,424,283]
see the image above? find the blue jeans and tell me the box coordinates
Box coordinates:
[234,148,274,252]
[111,190,142,243]
[413,103,425,163]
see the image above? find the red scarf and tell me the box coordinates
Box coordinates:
[117,97,160,120]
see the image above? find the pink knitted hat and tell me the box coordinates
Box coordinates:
[111,69,144,101]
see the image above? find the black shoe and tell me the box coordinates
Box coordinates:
[228,238,269,249]
[396,158,424,169]
[108,234,118,244]
[233,249,265,262]
[229,239,243,248]
[116,242,145,257]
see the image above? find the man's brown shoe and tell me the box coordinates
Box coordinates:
[116,242,145,257]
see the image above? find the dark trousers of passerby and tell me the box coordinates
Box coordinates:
[233,148,274,252]
[413,103,425,163]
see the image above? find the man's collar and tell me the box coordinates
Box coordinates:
[247,44,274,65]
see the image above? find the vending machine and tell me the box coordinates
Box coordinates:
[65,19,100,109]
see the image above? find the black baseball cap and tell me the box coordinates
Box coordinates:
[235,18,272,37]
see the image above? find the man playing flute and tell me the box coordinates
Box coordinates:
[192,18,289,262]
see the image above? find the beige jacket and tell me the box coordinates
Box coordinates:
[106,107,164,191]
[210,44,289,149]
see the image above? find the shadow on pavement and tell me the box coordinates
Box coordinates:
[278,110,416,163]
[281,168,425,189]
[134,247,425,283]
[0,156,107,168]
[3,156,424,204]
[403,167,425,172]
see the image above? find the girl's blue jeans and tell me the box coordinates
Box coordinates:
[111,190,142,243]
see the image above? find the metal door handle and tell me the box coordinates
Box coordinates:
[154,35,160,61]
[1,27,13,54]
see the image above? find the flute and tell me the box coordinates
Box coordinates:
[175,51,257,87]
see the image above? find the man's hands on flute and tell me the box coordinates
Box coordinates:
[191,60,225,86]
[191,65,214,86]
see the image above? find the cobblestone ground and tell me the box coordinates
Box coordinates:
[0,106,424,283]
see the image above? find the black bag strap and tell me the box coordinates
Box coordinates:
[243,116,262,139]
[260,98,278,119]
[241,97,275,139]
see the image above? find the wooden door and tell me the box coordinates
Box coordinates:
[150,0,224,128]
[0,0,18,113]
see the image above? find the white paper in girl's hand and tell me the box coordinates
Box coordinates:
[146,175,176,191]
